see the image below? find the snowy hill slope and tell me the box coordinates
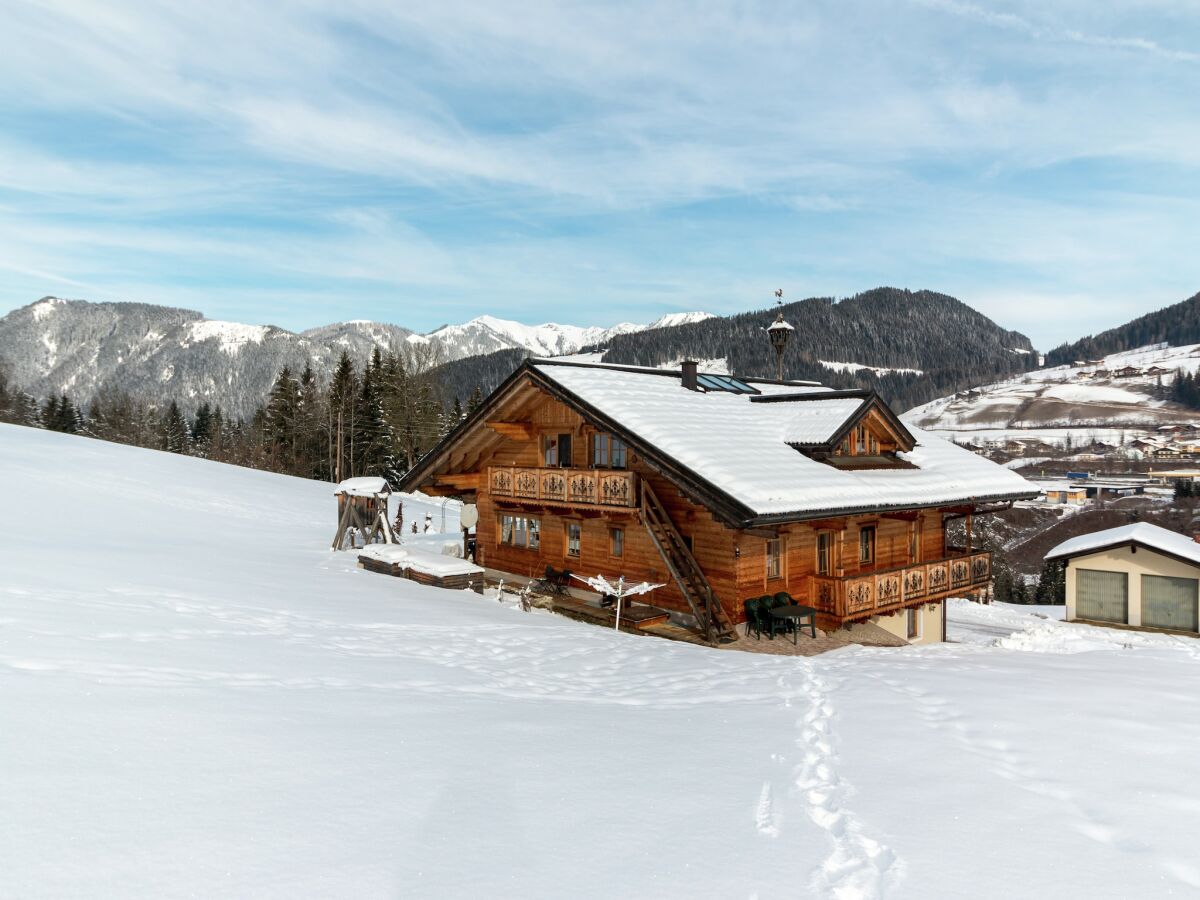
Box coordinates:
[0,298,712,417]
[904,342,1200,445]
[4,425,1200,897]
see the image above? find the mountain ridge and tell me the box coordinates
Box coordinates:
[0,297,713,417]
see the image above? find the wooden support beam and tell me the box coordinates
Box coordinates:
[437,472,482,491]
[485,420,535,441]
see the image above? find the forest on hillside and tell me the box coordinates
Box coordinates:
[594,288,1037,412]
[0,347,474,485]
[1046,290,1200,366]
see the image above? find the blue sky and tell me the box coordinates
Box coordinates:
[1,1,1198,349]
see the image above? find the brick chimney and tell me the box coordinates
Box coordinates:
[681,360,699,391]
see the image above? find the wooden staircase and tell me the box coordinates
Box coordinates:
[639,481,737,644]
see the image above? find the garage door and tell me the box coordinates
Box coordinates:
[1141,575,1199,633]
[1076,569,1128,624]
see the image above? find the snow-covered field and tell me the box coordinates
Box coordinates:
[905,342,1200,447]
[4,424,1200,898]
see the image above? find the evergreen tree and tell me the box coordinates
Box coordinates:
[191,402,214,456]
[467,385,485,414]
[42,394,60,429]
[162,401,189,453]
[1034,559,1066,605]
[264,367,301,471]
[0,362,13,423]
[328,351,358,480]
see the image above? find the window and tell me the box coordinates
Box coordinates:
[855,425,867,455]
[906,608,921,640]
[544,433,572,468]
[859,525,876,564]
[565,522,581,558]
[816,532,832,576]
[610,527,624,558]
[766,537,782,580]
[591,433,628,469]
[499,515,540,550]
[1076,569,1128,624]
[612,437,627,469]
[909,522,921,562]
[1141,575,1199,632]
[592,433,609,467]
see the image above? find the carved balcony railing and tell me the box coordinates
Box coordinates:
[488,466,638,509]
[811,551,992,620]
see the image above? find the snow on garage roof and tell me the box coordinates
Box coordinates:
[530,360,1036,520]
[1046,522,1200,567]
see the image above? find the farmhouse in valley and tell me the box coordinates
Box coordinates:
[398,358,1037,644]
[1046,522,1200,634]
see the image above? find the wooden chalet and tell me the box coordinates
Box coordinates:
[398,359,1037,644]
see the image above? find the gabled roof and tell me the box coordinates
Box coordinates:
[1046,522,1200,568]
[335,476,391,497]
[400,359,1037,527]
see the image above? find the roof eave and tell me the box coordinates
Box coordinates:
[739,488,1039,529]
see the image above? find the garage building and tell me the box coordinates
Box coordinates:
[1045,522,1200,634]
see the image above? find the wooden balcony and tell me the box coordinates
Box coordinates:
[488,466,638,509]
[811,551,992,620]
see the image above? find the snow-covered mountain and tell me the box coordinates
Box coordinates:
[0,297,713,417]
[904,342,1200,446]
[408,311,713,360]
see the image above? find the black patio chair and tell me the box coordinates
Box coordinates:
[531,565,572,597]
[743,597,763,639]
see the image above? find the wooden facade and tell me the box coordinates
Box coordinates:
[402,363,1003,642]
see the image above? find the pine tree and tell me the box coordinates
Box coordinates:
[1034,559,1066,605]
[42,394,60,430]
[328,351,358,480]
[56,394,83,434]
[0,362,13,423]
[467,385,485,414]
[191,402,214,457]
[16,392,41,427]
[264,367,301,471]
[162,401,189,453]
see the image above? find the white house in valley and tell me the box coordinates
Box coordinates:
[1045,522,1200,634]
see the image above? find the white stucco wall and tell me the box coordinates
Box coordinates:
[1065,544,1200,627]
[872,601,943,644]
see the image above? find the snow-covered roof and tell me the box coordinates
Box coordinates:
[779,396,869,445]
[1046,522,1200,566]
[336,476,391,497]
[530,360,1036,521]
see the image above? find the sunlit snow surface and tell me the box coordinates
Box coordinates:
[3,424,1200,898]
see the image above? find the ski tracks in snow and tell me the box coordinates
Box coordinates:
[760,662,901,898]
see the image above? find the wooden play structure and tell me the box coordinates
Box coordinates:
[332,477,395,551]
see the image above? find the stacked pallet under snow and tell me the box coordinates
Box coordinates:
[358,544,484,591]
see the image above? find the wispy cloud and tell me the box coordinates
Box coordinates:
[0,1,1197,345]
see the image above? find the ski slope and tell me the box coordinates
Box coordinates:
[3,424,1200,898]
